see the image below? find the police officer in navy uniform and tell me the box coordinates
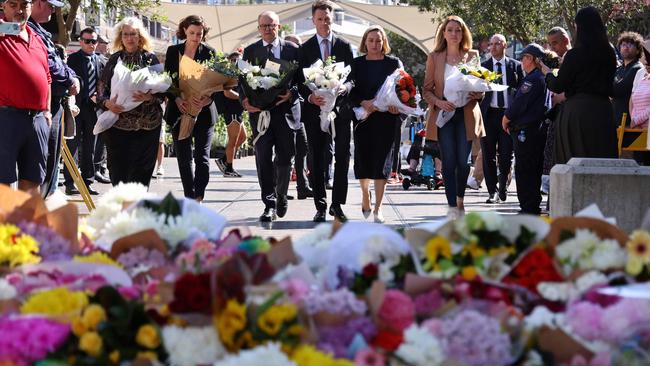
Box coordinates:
[502,44,549,214]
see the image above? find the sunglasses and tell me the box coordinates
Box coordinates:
[82,38,98,45]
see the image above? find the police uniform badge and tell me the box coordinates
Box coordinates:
[520,81,533,93]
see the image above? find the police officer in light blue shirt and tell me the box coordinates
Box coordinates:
[501,43,549,214]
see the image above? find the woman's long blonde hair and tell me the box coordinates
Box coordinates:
[112,16,153,52]
[433,15,472,53]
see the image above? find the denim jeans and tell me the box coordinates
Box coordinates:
[437,108,472,207]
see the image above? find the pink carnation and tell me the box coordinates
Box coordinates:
[377,290,415,332]
[421,317,444,337]
[566,302,604,340]
[354,348,385,366]
[279,278,310,304]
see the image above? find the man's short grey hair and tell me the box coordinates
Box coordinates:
[548,27,570,40]
[491,34,507,44]
[258,10,279,23]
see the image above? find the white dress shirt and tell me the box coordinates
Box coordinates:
[491,56,509,108]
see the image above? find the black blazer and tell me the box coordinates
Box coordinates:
[298,34,354,124]
[241,38,301,128]
[67,50,104,105]
[479,56,524,115]
[164,42,218,126]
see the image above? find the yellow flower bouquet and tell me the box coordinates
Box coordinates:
[0,223,40,268]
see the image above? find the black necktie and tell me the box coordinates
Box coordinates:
[266,44,273,59]
[495,62,505,108]
[87,55,96,99]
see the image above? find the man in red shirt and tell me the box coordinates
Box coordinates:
[0,0,51,192]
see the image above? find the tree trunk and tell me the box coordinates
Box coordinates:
[55,0,81,46]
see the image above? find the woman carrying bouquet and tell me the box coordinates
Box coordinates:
[349,25,403,224]
[422,16,485,217]
[98,17,163,187]
[164,15,219,201]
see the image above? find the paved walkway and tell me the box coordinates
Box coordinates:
[74,156,537,238]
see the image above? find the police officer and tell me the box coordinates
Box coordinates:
[501,44,549,214]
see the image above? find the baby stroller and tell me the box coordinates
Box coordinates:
[401,128,443,191]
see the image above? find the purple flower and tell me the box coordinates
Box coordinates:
[117,246,167,270]
[18,221,72,261]
[317,317,377,358]
[0,316,70,364]
[303,288,367,316]
[440,310,513,366]
[414,288,445,317]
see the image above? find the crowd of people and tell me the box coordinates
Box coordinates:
[1,0,649,221]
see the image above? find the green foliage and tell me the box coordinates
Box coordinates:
[142,192,182,220]
[410,0,649,44]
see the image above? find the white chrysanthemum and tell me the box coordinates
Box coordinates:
[524,306,566,331]
[85,202,123,233]
[214,343,296,366]
[163,325,225,366]
[159,210,214,249]
[98,182,153,206]
[394,324,445,366]
[0,278,17,300]
[591,239,626,270]
[293,223,333,274]
[98,208,165,251]
[378,262,396,283]
[575,271,608,293]
[537,282,573,302]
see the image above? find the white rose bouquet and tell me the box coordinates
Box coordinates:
[303,57,351,135]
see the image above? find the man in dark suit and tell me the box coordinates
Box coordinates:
[298,0,354,222]
[63,27,104,195]
[479,33,523,204]
[241,10,301,222]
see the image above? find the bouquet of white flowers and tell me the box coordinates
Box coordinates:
[238,58,298,144]
[94,60,172,135]
[303,58,351,136]
[436,58,508,128]
[353,69,423,121]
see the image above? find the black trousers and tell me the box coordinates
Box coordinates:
[251,109,296,209]
[305,113,351,211]
[481,107,513,195]
[294,123,312,192]
[102,125,161,187]
[173,118,214,199]
[94,132,107,173]
[511,122,546,214]
[41,96,63,196]
[64,102,97,187]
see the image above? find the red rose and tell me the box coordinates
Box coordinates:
[362,263,379,279]
[371,329,404,352]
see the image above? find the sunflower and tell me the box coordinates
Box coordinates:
[424,236,452,265]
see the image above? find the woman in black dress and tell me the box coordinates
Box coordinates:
[164,15,218,202]
[349,25,403,224]
[543,6,618,164]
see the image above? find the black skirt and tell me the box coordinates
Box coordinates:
[353,111,401,179]
[553,94,618,165]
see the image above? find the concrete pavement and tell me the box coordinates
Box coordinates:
[73,156,534,239]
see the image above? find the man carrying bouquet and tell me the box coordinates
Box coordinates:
[298,0,354,223]
[241,10,300,223]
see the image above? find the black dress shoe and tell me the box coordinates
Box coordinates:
[485,193,498,204]
[276,195,288,218]
[286,195,295,200]
[65,186,80,195]
[94,172,111,184]
[498,190,507,202]
[259,208,276,222]
[329,204,347,222]
[313,210,327,222]
[86,184,100,195]
[297,189,314,200]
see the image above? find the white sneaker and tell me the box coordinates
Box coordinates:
[156,166,165,176]
[466,176,480,190]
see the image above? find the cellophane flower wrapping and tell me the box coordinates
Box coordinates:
[353,69,422,121]
[436,59,508,128]
[94,61,172,134]
[303,59,351,133]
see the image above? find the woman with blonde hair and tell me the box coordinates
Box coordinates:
[98,16,163,187]
[349,25,403,223]
[422,15,485,217]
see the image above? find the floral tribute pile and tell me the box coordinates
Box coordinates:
[1,183,650,366]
